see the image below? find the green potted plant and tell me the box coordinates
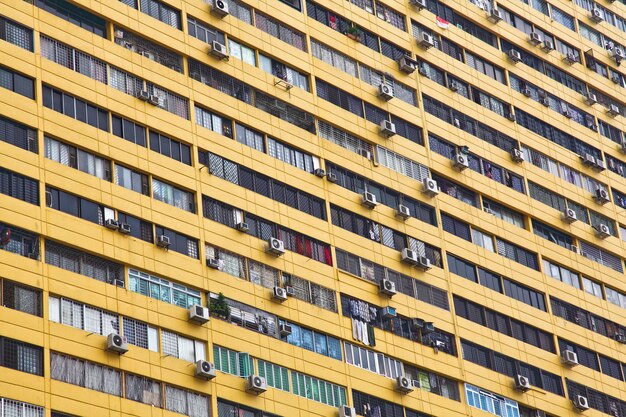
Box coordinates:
[209,292,231,319]
[345,24,361,41]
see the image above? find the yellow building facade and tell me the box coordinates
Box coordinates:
[1,0,626,416]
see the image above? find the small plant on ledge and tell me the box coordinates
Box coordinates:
[345,24,362,41]
[209,292,231,319]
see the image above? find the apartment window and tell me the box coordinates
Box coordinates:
[229,38,256,66]
[0,115,37,153]
[257,360,290,391]
[113,27,183,73]
[117,212,153,242]
[125,373,161,407]
[482,198,525,228]
[352,391,417,417]
[40,35,107,83]
[0,167,39,205]
[0,222,40,260]
[579,241,623,272]
[431,174,478,207]
[164,385,210,417]
[0,65,34,99]
[254,11,306,51]
[0,279,41,316]
[280,321,342,360]
[503,279,546,311]
[447,254,477,282]
[0,336,43,375]
[187,16,225,44]
[44,137,111,180]
[551,297,626,340]
[291,370,347,406]
[441,213,471,241]
[318,120,372,157]
[51,352,121,394]
[34,0,106,36]
[42,85,109,131]
[152,178,195,213]
[138,0,181,29]
[311,39,358,77]
[582,277,603,299]
[213,345,253,377]
[558,339,599,371]
[115,165,149,195]
[496,239,538,270]
[46,186,108,225]
[465,384,520,417]
[195,106,232,137]
[0,16,34,51]
[128,269,201,308]
[49,296,119,335]
[149,131,191,165]
[154,226,198,258]
[532,220,573,249]
[261,54,310,91]
[161,330,205,362]
[566,379,626,416]
[377,146,429,182]
[45,240,123,283]
[217,399,280,417]
[345,342,403,378]
[122,317,158,351]
[283,273,337,312]
[1,398,43,417]
[111,114,146,146]
[267,138,317,173]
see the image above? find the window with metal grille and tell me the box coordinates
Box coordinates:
[1,397,43,417]
[122,317,157,351]
[0,279,41,316]
[161,330,205,362]
[128,269,201,308]
[138,0,180,29]
[113,27,182,72]
[164,385,210,417]
[0,222,40,259]
[0,16,34,51]
[45,240,123,283]
[0,336,43,375]
[496,238,538,270]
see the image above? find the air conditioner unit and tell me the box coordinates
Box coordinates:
[561,349,579,366]
[589,7,604,22]
[521,86,532,97]
[563,52,578,64]
[118,223,132,234]
[595,223,611,238]
[137,89,150,101]
[511,148,525,163]
[583,92,597,105]
[380,119,396,138]
[378,84,394,101]
[395,376,414,393]
[285,286,295,296]
[326,172,339,183]
[487,8,503,23]
[236,222,249,232]
[419,33,434,49]
[611,74,621,84]
[379,279,397,297]
[210,40,229,60]
[541,40,555,52]
[594,188,610,204]
[111,279,125,287]
[189,304,210,324]
[106,333,129,354]
[610,48,625,62]
[410,0,427,9]
[279,322,292,336]
[506,111,516,122]
[581,153,596,166]
[195,360,216,379]
[396,204,411,220]
[105,219,120,230]
[562,108,573,118]
[539,97,550,107]
[452,153,469,171]
[422,177,439,196]
[562,208,577,223]
[114,29,124,39]
[246,375,267,394]
[614,333,626,343]
[140,51,155,60]
[382,306,397,318]
[528,32,542,46]
[313,168,326,178]
[207,258,221,269]
[514,374,531,391]
[593,159,606,171]
[267,237,285,256]
[401,248,419,266]
[338,405,357,417]
[272,286,288,302]
[448,80,460,92]
[422,321,435,333]
[417,256,432,271]
[507,49,522,63]
[148,94,161,106]
[573,395,589,411]
[362,191,378,208]
[211,0,230,17]
[607,104,620,116]
[358,149,372,159]
[156,235,170,248]
[398,55,418,73]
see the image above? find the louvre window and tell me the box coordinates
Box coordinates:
[0,336,43,375]
[257,360,290,391]
[44,137,111,180]
[0,65,34,99]
[291,369,347,406]
[0,167,39,205]
[213,345,253,377]
[0,115,37,153]
[0,16,34,51]
[42,85,109,131]
[128,269,201,307]
[0,222,40,259]
[0,279,41,316]
[45,240,123,283]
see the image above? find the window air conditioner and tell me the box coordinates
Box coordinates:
[279,322,292,336]
[487,8,503,23]
[507,49,522,63]
[583,92,597,105]
[528,32,542,46]
[594,188,610,204]
[398,55,418,73]
[313,168,326,178]
[401,248,419,266]
[118,223,132,234]
[607,104,620,116]
[541,40,555,52]
[338,406,357,417]
[105,219,120,230]
[156,235,170,248]
[410,0,427,10]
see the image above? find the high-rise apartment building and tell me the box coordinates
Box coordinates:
[2,0,626,416]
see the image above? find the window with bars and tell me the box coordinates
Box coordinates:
[113,27,183,72]
[267,138,317,173]
[0,115,37,153]
[317,120,372,157]
[578,241,623,272]
[0,65,34,99]
[0,222,40,260]
[138,0,181,29]
[42,85,109,131]
[254,11,306,51]
[128,269,201,308]
[377,146,429,182]
[164,385,210,417]
[551,296,626,340]
[122,317,158,351]
[0,336,43,376]
[353,390,431,417]
[0,279,41,316]
[40,35,107,83]
[566,378,626,416]
[0,397,43,417]
[152,178,195,213]
[195,106,232,137]
[496,238,538,270]
[44,137,111,181]
[49,296,119,336]
[45,240,123,283]
[0,16,34,51]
